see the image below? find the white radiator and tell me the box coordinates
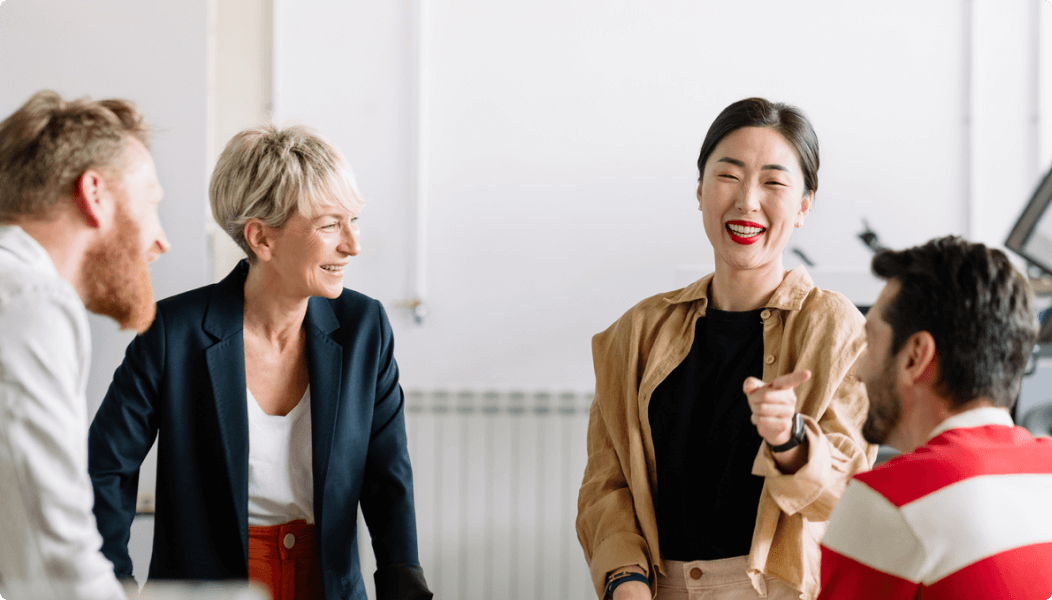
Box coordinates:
[358,389,596,599]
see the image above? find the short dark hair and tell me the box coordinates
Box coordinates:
[872,236,1037,409]
[0,90,149,221]
[696,97,819,197]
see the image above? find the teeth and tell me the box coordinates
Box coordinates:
[321,265,343,272]
[726,223,765,236]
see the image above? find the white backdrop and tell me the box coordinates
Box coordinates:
[270,0,1051,393]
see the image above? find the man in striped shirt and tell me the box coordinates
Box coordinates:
[819,236,1052,598]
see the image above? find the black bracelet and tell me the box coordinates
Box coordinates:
[604,571,649,599]
[769,412,806,453]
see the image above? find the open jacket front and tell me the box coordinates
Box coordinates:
[88,261,429,600]
[577,267,877,600]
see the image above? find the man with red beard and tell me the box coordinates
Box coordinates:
[818,236,1052,598]
[0,90,169,600]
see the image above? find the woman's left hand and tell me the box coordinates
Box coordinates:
[743,370,811,447]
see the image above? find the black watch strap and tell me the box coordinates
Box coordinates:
[769,412,805,453]
[604,571,649,599]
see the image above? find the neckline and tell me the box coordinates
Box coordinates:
[247,385,311,420]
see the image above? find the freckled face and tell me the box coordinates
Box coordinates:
[82,139,170,333]
[697,126,812,277]
[265,202,361,300]
[115,139,169,263]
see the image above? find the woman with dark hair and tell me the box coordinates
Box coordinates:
[576,98,875,600]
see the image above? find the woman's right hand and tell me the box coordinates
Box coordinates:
[612,580,651,600]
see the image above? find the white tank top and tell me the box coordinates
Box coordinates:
[246,385,315,526]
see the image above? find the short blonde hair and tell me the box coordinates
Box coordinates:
[210,124,364,259]
[0,90,149,221]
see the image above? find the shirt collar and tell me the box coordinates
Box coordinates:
[928,405,1015,441]
[664,265,816,311]
[0,224,60,278]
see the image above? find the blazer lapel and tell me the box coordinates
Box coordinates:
[304,296,342,524]
[203,261,251,563]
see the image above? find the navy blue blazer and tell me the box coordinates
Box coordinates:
[88,261,430,600]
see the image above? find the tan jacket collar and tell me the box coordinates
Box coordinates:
[664,266,816,311]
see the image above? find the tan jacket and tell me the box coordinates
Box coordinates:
[576,267,877,600]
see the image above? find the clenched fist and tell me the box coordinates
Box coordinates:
[743,370,811,447]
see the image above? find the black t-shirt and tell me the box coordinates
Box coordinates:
[648,307,766,560]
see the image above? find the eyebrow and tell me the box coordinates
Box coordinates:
[312,211,346,220]
[716,157,790,173]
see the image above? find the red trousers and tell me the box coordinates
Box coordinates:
[248,520,324,600]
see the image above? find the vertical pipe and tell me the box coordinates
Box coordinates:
[1031,0,1041,184]
[1037,0,1051,173]
[962,0,978,240]
[269,0,282,123]
[262,0,275,123]
[407,0,431,324]
[205,0,218,282]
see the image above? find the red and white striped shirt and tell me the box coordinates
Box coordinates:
[819,407,1052,599]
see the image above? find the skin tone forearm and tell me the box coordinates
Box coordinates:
[771,436,807,473]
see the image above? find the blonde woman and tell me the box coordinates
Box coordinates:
[89,125,432,600]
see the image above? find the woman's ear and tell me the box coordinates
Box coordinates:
[244,219,273,262]
[696,181,705,212]
[796,191,814,227]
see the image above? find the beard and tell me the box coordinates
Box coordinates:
[82,202,157,333]
[861,359,903,446]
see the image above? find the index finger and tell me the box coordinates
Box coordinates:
[768,369,812,391]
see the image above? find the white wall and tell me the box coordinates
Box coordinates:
[272,0,1048,394]
[0,0,212,510]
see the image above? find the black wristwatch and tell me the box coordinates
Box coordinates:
[769,412,806,453]
[604,570,649,599]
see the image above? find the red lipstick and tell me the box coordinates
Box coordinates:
[725,220,766,245]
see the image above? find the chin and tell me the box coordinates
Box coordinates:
[315,285,344,300]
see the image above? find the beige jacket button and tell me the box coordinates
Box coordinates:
[761,309,771,319]
[283,533,296,549]
[689,567,703,580]
[765,355,776,365]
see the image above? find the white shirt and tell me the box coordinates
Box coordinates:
[0,225,127,600]
[246,386,314,526]
[927,405,1015,440]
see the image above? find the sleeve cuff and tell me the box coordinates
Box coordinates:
[588,531,652,598]
[752,415,835,516]
[374,564,433,600]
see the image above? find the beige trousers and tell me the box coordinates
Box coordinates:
[656,557,801,600]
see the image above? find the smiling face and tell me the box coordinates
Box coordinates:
[697,126,812,277]
[262,200,361,300]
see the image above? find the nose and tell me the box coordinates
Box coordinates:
[149,226,171,263]
[735,183,761,212]
[340,223,361,256]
